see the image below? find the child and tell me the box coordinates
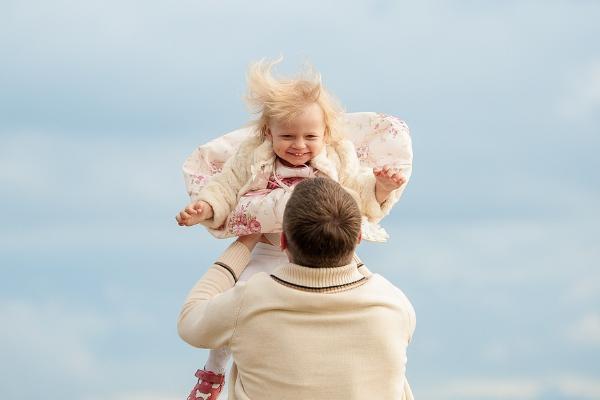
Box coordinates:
[176,59,408,400]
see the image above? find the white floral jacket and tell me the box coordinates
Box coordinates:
[184,112,412,241]
[191,136,400,242]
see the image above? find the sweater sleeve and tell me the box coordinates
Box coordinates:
[403,377,414,400]
[193,139,257,230]
[177,241,251,349]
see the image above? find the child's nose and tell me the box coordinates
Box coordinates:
[292,139,305,148]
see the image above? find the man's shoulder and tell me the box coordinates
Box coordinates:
[237,272,277,293]
[363,273,413,304]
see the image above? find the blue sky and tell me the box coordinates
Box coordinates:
[1,1,599,399]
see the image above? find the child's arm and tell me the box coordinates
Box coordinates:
[177,137,259,230]
[176,200,213,226]
[335,140,407,223]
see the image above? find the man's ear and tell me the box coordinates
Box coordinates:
[280,232,287,251]
[357,230,362,245]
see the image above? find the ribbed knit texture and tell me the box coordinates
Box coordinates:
[271,262,368,293]
[178,243,415,400]
[215,241,252,280]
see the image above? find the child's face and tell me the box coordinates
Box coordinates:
[267,103,326,167]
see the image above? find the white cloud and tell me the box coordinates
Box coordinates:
[562,275,600,305]
[84,392,180,400]
[567,313,600,347]
[0,133,55,193]
[558,375,600,399]
[0,299,107,381]
[0,132,184,204]
[0,295,197,399]
[376,217,599,287]
[0,131,205,252]
[558,61,600,121]
[418,377,542,399]
[480,341,511,364]
[418,376,600,400]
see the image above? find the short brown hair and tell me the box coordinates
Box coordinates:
[283,178,361,267]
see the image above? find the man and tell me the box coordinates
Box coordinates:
[178,177,416,399]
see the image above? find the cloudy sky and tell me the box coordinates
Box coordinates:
[1,1,599,399]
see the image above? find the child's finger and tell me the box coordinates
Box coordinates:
[186,205,197,215]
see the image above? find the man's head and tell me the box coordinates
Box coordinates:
[281,177,362,267]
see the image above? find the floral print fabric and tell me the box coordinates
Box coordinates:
[182,112,412,238]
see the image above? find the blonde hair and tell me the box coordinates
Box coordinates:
[245,58,343,142]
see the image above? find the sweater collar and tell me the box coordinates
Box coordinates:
[271,261,365,289]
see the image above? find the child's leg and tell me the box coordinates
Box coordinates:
[238,241,289,282]
[205,347,231,374]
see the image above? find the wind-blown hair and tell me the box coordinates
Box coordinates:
[245,58,343,142]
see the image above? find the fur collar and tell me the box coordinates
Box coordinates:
[310,145,340,181]
[249,139,346,182]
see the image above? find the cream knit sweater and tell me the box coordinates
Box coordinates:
[178,241,416,399]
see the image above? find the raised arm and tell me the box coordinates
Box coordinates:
[335,140,407,222]
[190,138,260,230]
[177,234,261,349]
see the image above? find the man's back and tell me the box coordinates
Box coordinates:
[178,178,416,400]
[227,263,416,400]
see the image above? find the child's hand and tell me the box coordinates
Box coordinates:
[175,200,214,226]
[373,165,406,203]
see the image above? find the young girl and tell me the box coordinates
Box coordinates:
[176,59,408,400]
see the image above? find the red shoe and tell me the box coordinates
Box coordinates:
[187,369,225,400]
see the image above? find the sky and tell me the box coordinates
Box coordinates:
[1,0,599,399]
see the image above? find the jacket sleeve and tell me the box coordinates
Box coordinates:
[177,241,251,349]
[336,140,406,222]
[334,140,382,221]
[192,138,258,230]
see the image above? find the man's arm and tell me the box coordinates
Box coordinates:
[177,235,261,349]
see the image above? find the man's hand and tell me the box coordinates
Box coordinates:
[373,165,406,204]
[236,233,262,252]
[176,200,214,226]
